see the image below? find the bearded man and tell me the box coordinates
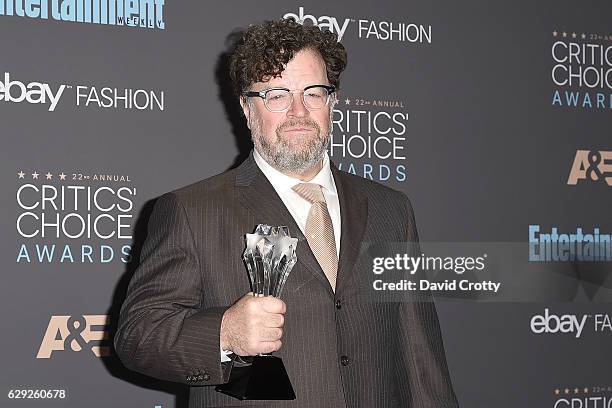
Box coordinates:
[115,18,458,408]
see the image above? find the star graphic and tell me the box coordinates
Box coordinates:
[45,172,52,180]
[564,388,570,394]
[32,171,39,179]
[581,33,586,39]
[17,171,25,179]
[59,172,66,181]
[584,387,589,393]
[554,389,560,395]
[574,388,579,394]
[572,32,577,38]
[562,32,567,37]
[553,30,558,37]
[344,98,351,105]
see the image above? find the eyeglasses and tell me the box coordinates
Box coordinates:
[244,84,336,112]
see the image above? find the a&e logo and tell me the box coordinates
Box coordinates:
[37,315,111,358]
[567,150,612,186]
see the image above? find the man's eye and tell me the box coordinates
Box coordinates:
[267,92,288,101]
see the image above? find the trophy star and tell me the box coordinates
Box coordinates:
[17,171,25,179]
[59,173,66,180]
[46,172,53,180]
[32,171,39,179]
[244,224,297,297]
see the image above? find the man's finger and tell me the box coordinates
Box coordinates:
[260,327,283,342]
[262,313,284,328]
[260,297,286,314]
[259,340,282,354]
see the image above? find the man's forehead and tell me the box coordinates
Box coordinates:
[250,50,327,89]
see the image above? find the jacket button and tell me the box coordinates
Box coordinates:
[203,373,211,381]
[335,300,342,309]
[340,355,350,366]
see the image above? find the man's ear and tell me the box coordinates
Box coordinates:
[239,96,251,129]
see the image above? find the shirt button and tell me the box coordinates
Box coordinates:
[340,355,350,366]
[335,300,342,310]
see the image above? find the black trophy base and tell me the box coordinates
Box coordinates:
[215,355,296,400]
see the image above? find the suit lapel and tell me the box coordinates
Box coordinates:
[332,165,368,295]
[235,154,334,295]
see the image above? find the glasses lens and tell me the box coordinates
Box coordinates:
[303,86,329,110]
[264,89,291,111]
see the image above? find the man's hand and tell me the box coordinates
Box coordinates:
[220,293,286,356]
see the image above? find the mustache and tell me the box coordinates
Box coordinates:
[277,119,320,132]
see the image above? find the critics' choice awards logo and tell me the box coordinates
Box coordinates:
[0,72,164,112]
[567,150,612,187]
[331,98,409,182]
[37,315,110,358]
[283,6,432,44]
[552,387,612,408]
[16,170,136,264]
[0,0,165,29]
[550,30,612,110]
[530,308,612,339]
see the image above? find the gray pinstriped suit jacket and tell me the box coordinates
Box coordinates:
[114,153,458,407]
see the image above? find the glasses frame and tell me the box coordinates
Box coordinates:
[244,84,336,112]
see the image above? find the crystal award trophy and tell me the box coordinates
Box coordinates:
[215,224,298,400]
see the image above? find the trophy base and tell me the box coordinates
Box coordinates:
[215,355,296,400]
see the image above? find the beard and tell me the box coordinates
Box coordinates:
[249,112,332,175]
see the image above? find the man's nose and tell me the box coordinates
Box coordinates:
[286,92,308,117]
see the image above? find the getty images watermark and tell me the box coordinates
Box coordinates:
[372,252,500,294]
[359,242,612,302]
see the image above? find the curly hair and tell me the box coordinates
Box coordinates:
[229,18,347,97]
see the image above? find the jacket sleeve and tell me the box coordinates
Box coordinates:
[396,193,459,407]
[114,192,233,386]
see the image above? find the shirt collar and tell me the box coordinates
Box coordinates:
[253,149,337,196]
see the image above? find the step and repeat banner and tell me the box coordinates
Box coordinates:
[1,1,610,407]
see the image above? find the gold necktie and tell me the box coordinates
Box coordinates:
[292,183,338,291]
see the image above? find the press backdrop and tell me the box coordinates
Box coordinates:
[1,1,611,407]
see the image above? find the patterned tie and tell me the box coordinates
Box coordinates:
[292,183,338,291]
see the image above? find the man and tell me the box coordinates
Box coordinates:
[115,18,458,408]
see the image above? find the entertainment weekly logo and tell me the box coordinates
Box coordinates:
[0,72,165,112]
[550,30,612,110]
[283,6,432,44]
[0,0,165,29]
[15,169,136,264]
[528,225,612,262]
[331,98,410,182]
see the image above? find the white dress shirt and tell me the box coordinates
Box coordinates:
[221,150,342,361]
[252,149,341,254]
